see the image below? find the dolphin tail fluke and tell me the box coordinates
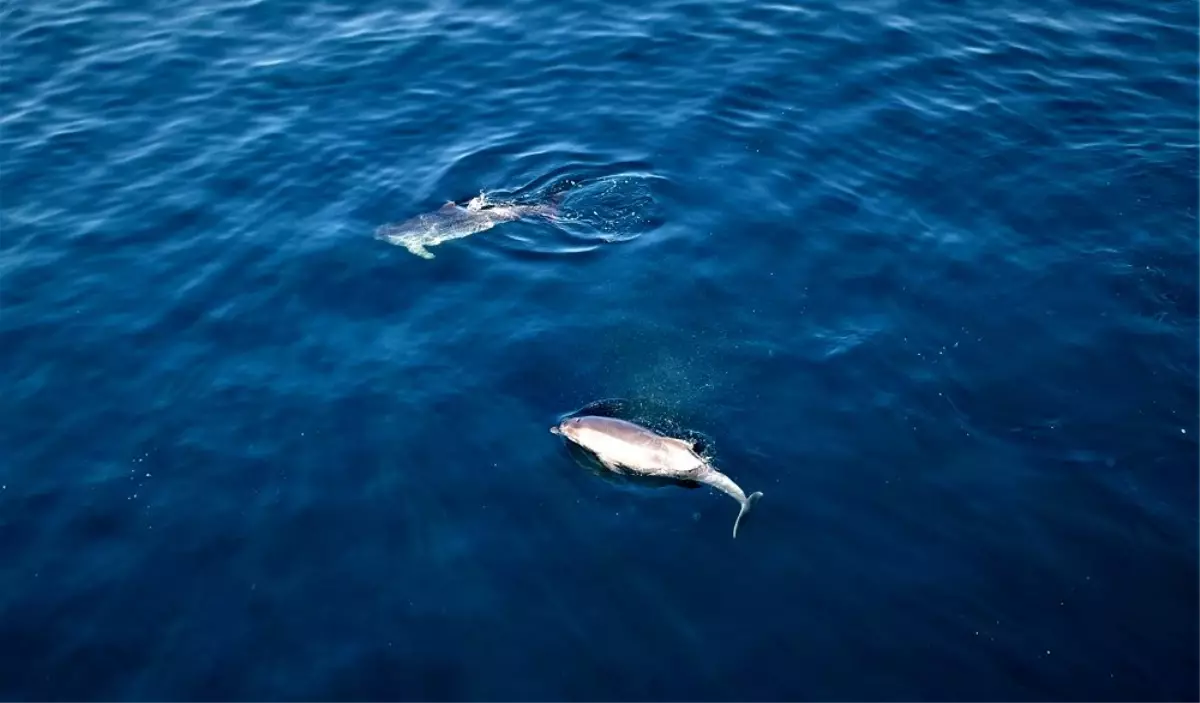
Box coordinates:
[697,468,761,539]
[541,190,566,220]
[732,491,763,539]
[538,179,578,220]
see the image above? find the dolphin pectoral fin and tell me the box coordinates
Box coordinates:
[597,456,626,474]
[733,491,763,539]
[406,242,435,259]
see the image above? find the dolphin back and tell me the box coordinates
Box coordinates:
[576,415,671,450]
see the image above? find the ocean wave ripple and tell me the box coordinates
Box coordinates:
[1,0,1196,699]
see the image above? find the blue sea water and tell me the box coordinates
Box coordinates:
[2,0,1197,698]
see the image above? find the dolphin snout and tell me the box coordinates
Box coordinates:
[549,426,562,435]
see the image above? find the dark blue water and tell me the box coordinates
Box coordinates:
[2,0,1197,699]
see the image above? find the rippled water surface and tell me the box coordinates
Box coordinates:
[2,0,1197,699]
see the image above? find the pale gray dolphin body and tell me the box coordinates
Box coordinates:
[375,194,557,259]
[551,415,763,538]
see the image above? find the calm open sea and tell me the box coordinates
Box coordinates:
[2,0,1197,699]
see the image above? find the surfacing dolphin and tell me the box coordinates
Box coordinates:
[375,191,559,259]
[551,415,763,538]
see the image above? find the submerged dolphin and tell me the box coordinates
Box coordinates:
[551,415,763,538]
[375,192,558,259]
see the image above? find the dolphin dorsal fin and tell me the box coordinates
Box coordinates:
[664,436,698,453]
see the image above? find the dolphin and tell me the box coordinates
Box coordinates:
[375,191,558,259]
[551,415,763,538]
